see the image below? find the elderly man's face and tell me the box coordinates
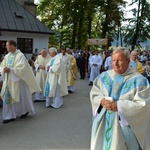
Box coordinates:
[49,51,56,57]
[130,52,137,61]
[41,50,47,58]
[112,51,130,74]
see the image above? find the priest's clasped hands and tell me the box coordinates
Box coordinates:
[101,98,118,111]
[38,65,45,70]
[3,67,10,73]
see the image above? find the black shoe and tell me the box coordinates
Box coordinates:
[34,100,45,102]
[20,112,29,119]
[68,90,73,93]
[89,83,93,86]
[3,118,15,124]
[89,81,93,86]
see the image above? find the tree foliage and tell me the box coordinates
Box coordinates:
[38,0,150,49]
[123,0,150,50]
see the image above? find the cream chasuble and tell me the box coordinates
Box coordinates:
[90,68,150,150]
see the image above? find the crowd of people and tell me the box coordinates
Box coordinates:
[0,40,150,149]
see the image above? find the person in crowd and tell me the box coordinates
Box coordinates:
[72,50,79,60]
[144,61,150,74]
[28,54,36,75]
[58,47,71,88]
[98,50,105,62]
[34,49,51,101]
[66,48,78,93]
[73,50,80,69]
[87,50,94,78]
[129,50,145,75]
[90,47,150,150]
[85,51,90,78]
[44,47,68,108]
[139,51,148,63]
[143,61,150,83]
[0,55,3,108]
[34,48,39,57]
[0,40,41,124]
[104,51,112,70]
[78,52,86,79]
[89,50,103,86]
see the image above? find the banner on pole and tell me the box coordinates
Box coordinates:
[87,38,107,46]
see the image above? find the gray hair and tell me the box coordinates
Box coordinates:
[131,50,137,55]
[49,47,57,54]
[113,47,130,60]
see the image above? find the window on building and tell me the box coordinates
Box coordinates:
[17,38,33,53]
[0,40,7,54]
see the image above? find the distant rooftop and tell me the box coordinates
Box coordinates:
[0,0,54,35]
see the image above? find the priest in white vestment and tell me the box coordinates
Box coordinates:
[104,52,112,70]
[34,49,51,101]
[89,50,103,86]
[58,47,71,88]
[90,47,150,150]
[0,40,41,124]
[44,47,68,108]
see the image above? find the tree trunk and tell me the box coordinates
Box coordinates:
[71,21,77,49]
[132,0,141,50]
[77,15,83,49]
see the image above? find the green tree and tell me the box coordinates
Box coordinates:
[124,0,150,50]
[36,0,126,49]
[99,0,126,47]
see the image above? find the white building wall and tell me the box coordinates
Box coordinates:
[0,31,49,59]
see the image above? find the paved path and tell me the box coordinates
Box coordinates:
[0,77,92,150]
[0,76,150,150]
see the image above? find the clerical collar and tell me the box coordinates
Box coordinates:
[10,49,17,54]
[115,67,130,76]
[130,59,137,62]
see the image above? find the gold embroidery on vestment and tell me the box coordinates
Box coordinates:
[112,82,120,95]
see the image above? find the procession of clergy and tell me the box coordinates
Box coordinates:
[33,47,78,107]
[0,40,149,125]
[0,40,78,124]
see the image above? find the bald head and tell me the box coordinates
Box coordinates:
[41,49,47,58]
